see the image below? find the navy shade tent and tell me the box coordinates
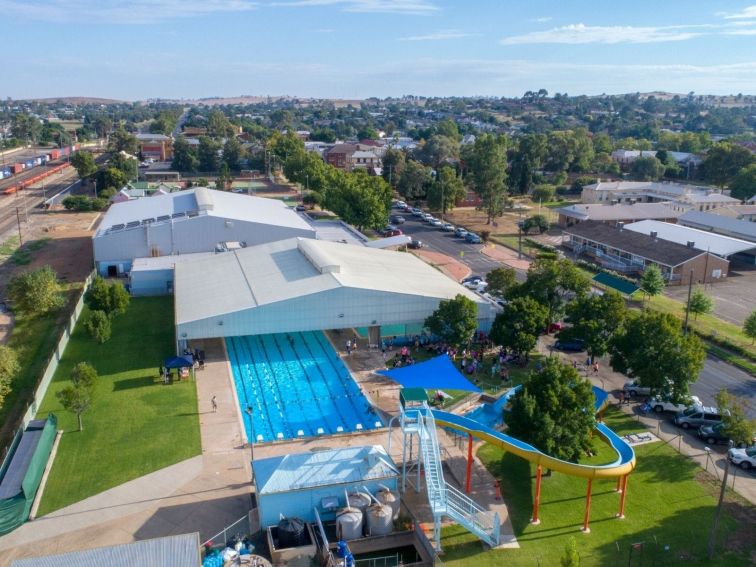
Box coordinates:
[163,355,194,381]
[378,354,481,392]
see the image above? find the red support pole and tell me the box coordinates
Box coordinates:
[531,464,542,525]
[582,479,593,533]
[465,434,473,494]
[617,475,629,519]
[615,476,622,492]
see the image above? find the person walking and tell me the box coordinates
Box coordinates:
[346,339,352,356]
[211,395,218,413]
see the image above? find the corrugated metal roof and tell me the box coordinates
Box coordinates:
[10,533,201,567]
[254,445,398,495]
[624,220,756,257]
[679,210,756,242]
[131,252,215,272]
[557,202,680,222]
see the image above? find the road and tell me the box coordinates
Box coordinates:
[692,356,756,419]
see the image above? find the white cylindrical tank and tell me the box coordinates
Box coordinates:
[335,507,363,541]
[365,503,393,536]
[347,492,371,515]
[376,487,400,520]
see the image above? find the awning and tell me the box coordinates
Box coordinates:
[592,273,639,295]
[378,354,481,392]
[164,355,193,369]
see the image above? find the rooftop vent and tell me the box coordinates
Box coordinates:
[156,215,170,222]
[194,187,214,211]
[126,221,140,228]
[686,241,695,248]
[171,212,186,219]
[617,222,624,231]
[650,231,658,240]
[110,223,125,231]
[298,238,341,274]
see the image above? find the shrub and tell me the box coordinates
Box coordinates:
[480,230,491,242]
[85,310,111,343]
[7,265,64,317]
[87,277,130,317]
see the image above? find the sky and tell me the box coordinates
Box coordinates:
[2,0,756,100]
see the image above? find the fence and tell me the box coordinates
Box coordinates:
[20,270,96,428]
[201,513,252,549]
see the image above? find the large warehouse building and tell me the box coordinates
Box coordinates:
[93,187,316,276]
[174,237,497,344]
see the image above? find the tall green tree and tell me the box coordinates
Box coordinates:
[463,133,509,224]
[171,136,198,172]
[0,346,20,411]
[107,129,138,154]
[609,310,705,402]
[109,152,138,181]
[426,165,465,215]
[564,291,627,358]
[70,151,97,180]
[485,267,517,298]
[639,264,665,301]
[703,142,755,187]
[436,118,461,142]
[716,390,755,447]
[7,266,64,317]
[397,160,432,201]
[522,214,550,234]
[418,135,459,168]
[507,358,595,463]
[509,134,548,195]
[424,294,479,348]
[630,156,665,181]
[686,286,713,320]
[267,130,304,161]
[101,167,128,191]
[489,297,548,359]
[381,148,406,189]
[207,110,236,138]
[729,163,756,201]
[197,136,221,172]
[517,258,591,325]
[322,170,392,231]
[222,137,243,170]
[85,310,111,343]
[743,309,756,344]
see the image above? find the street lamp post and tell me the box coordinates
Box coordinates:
[517,218,525,260]
[707,441,733,559]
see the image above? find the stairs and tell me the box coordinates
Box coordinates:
[407,407,500,549]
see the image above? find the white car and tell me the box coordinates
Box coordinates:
[441,223,455,231]
[430,219,443,227]
[623,381,652,397]
[463,280,488,292]
[728,446,756,470]
[648,395,701,414]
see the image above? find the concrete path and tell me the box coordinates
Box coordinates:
[0,338,252,566]
[481,243,531,271]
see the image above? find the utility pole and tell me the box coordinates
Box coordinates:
[15,207,23,245]
[708,442,732,559]
[683,268,694,334]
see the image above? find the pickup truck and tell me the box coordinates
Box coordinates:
[648,395,701,414]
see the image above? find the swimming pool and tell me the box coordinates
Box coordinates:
[226,331,383,442]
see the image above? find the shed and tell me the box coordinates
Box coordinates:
[252,445,399,528]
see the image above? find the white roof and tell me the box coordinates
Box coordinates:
[623,220,756,257]
[131,252,214,271]
[365,235,412,248]
[587,181,720,198]
[557,202,681,222]
[680,193,739,204]
[679,210,756,242]
[96,188,313,236]
[175,237,485,325]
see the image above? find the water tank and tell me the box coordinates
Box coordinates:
[347,492,371,514]
[336,507,363,541]
[365,503,393,536]
[277,517,307,548]
[376,487,400,520]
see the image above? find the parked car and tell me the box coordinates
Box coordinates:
[697,423,752,447]
[455,227,468,238]
[623,380,652,398]
[381,229,403,237]
[424,215,437,223]
[462,275,483,284]
[394,200,407,209]
[673,406,724,430]
[430,219,443,227]
[441,223,455,232]
[728,446,756,470]
[553,339,586,352]
[648,395,701,414]
[408,239,423,249]
[465,233,482,244]
[295,204,306,211]
[463,279,486,289]
[411,208,423,217]
[389,215,406,224]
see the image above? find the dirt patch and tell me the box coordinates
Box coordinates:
[411,249,471,281]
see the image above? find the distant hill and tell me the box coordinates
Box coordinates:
[24,96,125,105]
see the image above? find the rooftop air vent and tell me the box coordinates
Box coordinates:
[171,212,185,218]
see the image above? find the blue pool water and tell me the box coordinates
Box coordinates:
[226,331,383,442]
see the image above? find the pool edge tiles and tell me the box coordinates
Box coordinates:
[226,331,384,443]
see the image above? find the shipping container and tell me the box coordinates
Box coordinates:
[49,149,60,159]
[11,164,24,174]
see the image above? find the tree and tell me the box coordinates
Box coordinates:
[356,125,379,140]
[489,297,548,359]
[0,346,20,411]
[222,137,243,171]
[508,134,547,195]
[87,276,129,316]
[424,294,478,348]
[7,266,64,317]
[267,130,304,161]
[687,286,713,320]
[426,165,465,215]
[744,310,756,344]
[418,135,459,168]
[171,136,198,172]
[198,136,221,172]
[609,310,706,401]
[729,163,756,201]
[397,160,432,201]
[506,358,595,463]
[485,267,517,298]
[716,390,756,447]
[107,129,138,154]
[639,264,665,301]
[70,151,97,179]
[382,148,406,189]
[703,142,755,187]
[518,258,590,325]
[101,167,128,191]
[530,184,555,204]
[56,384,91,432]
[522,214,550,234]
[71,362,98,390]
[109,152,138,181]
[629,156,665,181]
[207,110,236,138]
[564,291,627,358]
[108,281,130,316]
[561,537,580,567]
[323,171,392,231]
[463,134,509,224]
[85,310,111,343]
[216,163,232,190]
[436,118,461,142]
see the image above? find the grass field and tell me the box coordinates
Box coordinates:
[441,408,753,566]
[36,296,201,515]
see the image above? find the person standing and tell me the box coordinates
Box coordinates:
[346,339,352,356]
[211,395,218,413]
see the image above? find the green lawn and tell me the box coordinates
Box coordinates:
[441,407,753,566]
[36,296,201,515]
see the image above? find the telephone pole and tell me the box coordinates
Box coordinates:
[16,207,23,245]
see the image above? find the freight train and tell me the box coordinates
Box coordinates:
[2,162,72,195]
[0,144,80,195]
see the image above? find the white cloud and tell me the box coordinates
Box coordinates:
[501,23,702,45]
[531,17,552,23]
[0,0,258,24]
[724,28,756,36]
[717,5,756,19]
[399,29,478,41]
[270,0,438,14]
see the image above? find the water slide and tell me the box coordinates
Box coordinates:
[430,386,636,479]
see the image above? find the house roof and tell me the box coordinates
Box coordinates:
[624,220,756,257]
[174,237,486,325]
[557,202,681,222]
[253,445,398,496]
[585,181,721,198]
[563,221,704,267]
[678,211,756,243]
[96,188,314,236]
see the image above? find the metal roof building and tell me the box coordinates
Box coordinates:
[10,533,201,567]
[678,210,756,244]
[623,220,756,259]
[175,237,496,341]
[253,445,399,527]
[93,188,316,277]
